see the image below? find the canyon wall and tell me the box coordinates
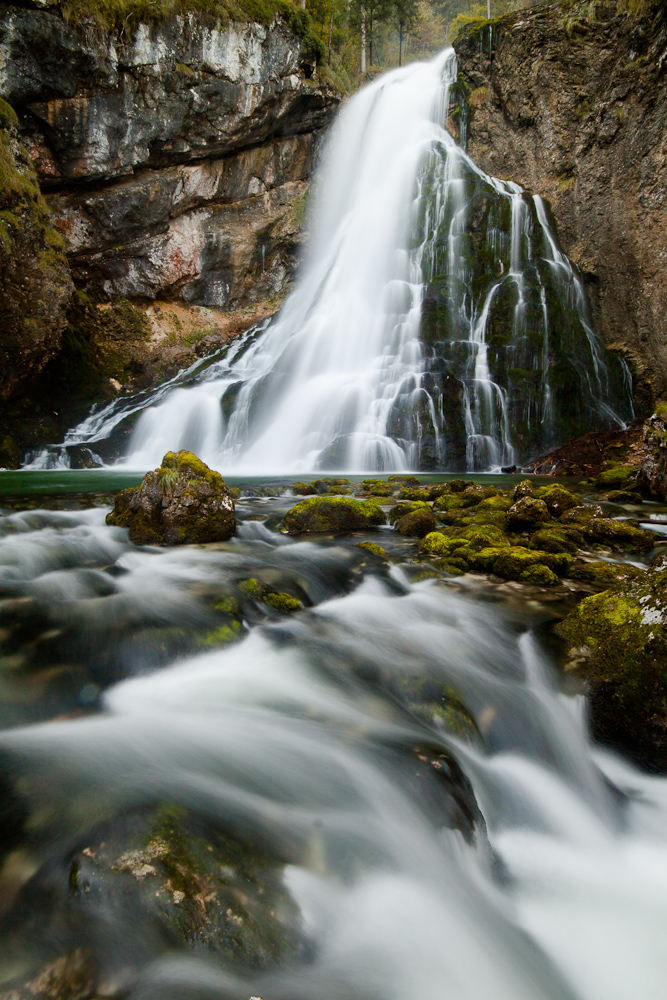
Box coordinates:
[0,3,339,463]
[454,0,667,410]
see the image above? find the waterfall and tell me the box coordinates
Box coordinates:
[28,49,633,474]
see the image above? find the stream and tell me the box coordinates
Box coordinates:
[0,473,666,1000]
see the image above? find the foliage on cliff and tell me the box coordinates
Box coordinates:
[0,97,71,403]
[62,0,325,59]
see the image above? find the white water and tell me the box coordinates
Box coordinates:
[28,48,630,475]
[1,506,667,998]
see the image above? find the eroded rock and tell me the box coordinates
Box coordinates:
[106,451,236,546]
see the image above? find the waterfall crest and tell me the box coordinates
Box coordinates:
[30,49,633,473]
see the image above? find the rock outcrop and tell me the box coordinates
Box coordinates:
[0,4,339,310]
[107,450,236,544]
[453,0,667,406]
[0,95,71,406]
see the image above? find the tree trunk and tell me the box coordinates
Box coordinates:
[487,0,491,17]
[361,8,366,73]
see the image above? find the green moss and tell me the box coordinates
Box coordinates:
[533,485,580,517]
[519,564,559,586]
[529,526,583,554]
[283,496,385,534]
[61,0,326,61]
[583,517,655,551]
[263,591,301,612]
[421,532,453,556]
[568,560,646,586]
[355,542,389,559]
[292,481,317,495]
[239,578,262,596]
[490,546,571,580]
[197,620,242,647]
[389,501,430,524]
[594,465,637,489]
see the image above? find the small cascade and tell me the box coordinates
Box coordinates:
[28,49,633,473]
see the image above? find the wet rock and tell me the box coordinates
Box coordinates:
[519,564,559,586]
[529,527,583,554]
[506,497,552,531]
[604,490,643,504]
[470,546,571,580]
[283,497,385,534]
[555,572,667,770]
[560,504,606,525]
[533,485,580,518]
[394,506,437,538]
[583,517,655,552]
[637,407,667,501]
[106,451,236,546]
[594,465,638,490]
[512,479,534,501]
[355,542,389,560]
[568,560,646,587]
[292,481,317,496]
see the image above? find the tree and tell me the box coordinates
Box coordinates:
[349,0,393,65]
[392,0,419,65]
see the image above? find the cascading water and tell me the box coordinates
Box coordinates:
[28,49,633,473]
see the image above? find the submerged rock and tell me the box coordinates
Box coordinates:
[283,496,385,534]
[106,451,236,546]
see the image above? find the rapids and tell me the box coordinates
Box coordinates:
[0,489,666,1000]
[28,49,632,474]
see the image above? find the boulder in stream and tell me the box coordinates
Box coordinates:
[555,568,667,771]
[106,451,236,546]
[283,496,386,534]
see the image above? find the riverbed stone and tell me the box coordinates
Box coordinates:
[506,497,552,531]
[395,506,437,538]
[283,496,385,534]
[106,450,236,546]
[533,485,580,517]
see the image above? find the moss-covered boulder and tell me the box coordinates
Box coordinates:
[594,465,637,490]
[533,484,580,517]
[583,517,655,552]
[283,496,385,534]
[529,526,584,554]
[554,574,667,769]
[507,496,552,531]
[568,560,646,586]
[106,451,236,545]
[395,506,437,538]
[480,546,571,580]
[560,504,606,525]
[519,564,559,586]
[513,479,534,501]
[604,490,643,504]
[292,481,317,495]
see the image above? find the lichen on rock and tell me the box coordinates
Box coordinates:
[106,450,236,545]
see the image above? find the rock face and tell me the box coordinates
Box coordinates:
[0,95,71,404]
[107,450,236,545]
[0,5,339,309]
[453,1,667,403]
[637,405,667,500]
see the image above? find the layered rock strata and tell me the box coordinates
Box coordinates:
[0,5,339,309]
[453,0,667,404]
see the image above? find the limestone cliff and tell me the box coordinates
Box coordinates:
[0,2,339,465]
[453,0,667,409]
[0,4,338,309]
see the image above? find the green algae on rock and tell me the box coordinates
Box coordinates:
[106,450,236,545]
[283,496,385,534]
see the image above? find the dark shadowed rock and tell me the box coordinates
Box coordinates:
[106,451,236,546]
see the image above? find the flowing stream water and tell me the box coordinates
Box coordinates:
[29,49,632,475]
[0,488,666,1000]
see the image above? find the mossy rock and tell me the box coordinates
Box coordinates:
[529,526,583,554]
[488,546,571,580]
[421,532,453,556]
[603,490,643,504]
[263,591,302,612]
[387,475,421,485]
[554,576,667,769]
[311,477,351,494]
[395,506,437,538]
[507,497,552,531]
[283,496,385,534]
[533,485,580,517]
[433,493,466,513]
[106,450,236,545]
[475,495,512,513]
[568,561,646,586]
[513,479,534,501]
[447,479,473,492]
[560,504,606,524]
[292,481,317,495]
[397,487,432,501]
[361,480,394,497]
[519,564,559,586]
[355,542,389,559]
[594,465,637,489]
[389,501,430,524]
[583,517,655,552]
[458,484,497,508]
